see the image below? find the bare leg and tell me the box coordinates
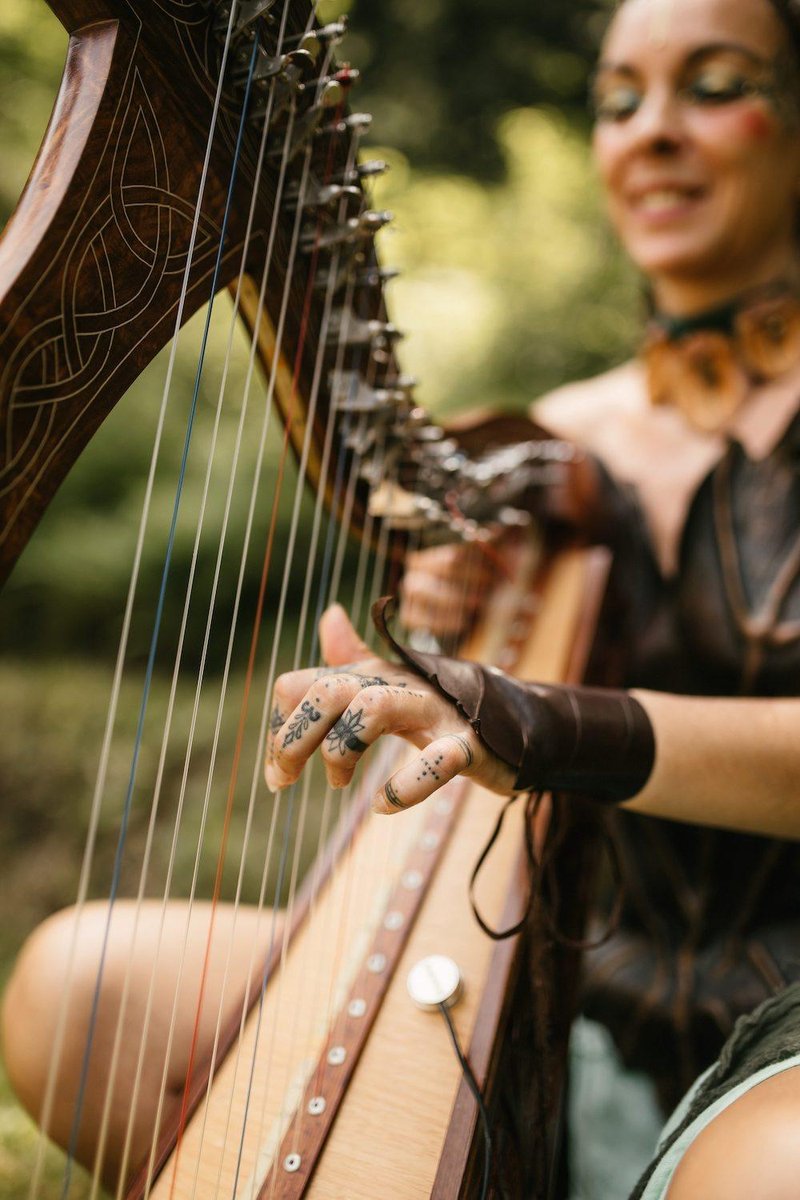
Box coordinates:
[2,899,280,1190]
[666,1064,800,1200]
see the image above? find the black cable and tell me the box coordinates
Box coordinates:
[438,1000,493,1200]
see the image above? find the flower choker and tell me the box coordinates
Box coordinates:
[642,285,800,434]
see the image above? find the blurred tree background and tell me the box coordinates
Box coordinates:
[0,0,637,1194]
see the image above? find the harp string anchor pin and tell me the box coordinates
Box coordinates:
[407,955,463,1011]
[283,1153,302,1173]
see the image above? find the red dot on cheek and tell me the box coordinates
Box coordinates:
[737,106,775,141]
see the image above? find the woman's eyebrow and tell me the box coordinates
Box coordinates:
[684,42,772,68]
[595,42,771,78]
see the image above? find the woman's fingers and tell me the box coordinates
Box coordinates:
[399,578,486,636]
[266,673,363,790]
[372,732,482,815]
[400,543,497,635]
[266,676,432,792]
[318,604,371,667]
[404,543,495,586]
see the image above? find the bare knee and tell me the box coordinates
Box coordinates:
[2,905,103,1118]
[667,1066,800,1200]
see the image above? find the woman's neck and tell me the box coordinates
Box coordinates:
[651,253,800,319]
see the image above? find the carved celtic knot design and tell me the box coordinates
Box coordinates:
[0,52,222,539]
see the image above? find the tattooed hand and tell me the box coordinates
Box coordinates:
[264,605,515,814]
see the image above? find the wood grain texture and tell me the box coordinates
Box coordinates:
[133,546,606,1200]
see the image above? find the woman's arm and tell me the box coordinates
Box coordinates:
[265,607,800,843]
[629,690,800,839]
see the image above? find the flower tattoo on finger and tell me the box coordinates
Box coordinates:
[326,708,368,756]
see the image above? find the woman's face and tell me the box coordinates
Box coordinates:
[593,0,800,308]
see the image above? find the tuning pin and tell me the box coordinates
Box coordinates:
[319,78,346,108]
[344,416,383,458]
[354,265,400,290]
[316,18,349,46]
[286,178,362,211]
[383,373,417,399]
[332,160,389,189]
[357,159,389,179]
[322,112,373,138]
[329,369,412,413]
[302,210,392,253]
[360,209,392,234]
[232,44,284,86]
[214,0,276,39]
[328,310,403,349]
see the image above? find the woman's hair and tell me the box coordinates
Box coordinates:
[609,0,800,78]
[766,0,800,67]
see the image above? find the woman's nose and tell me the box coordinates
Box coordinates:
[627,89,686,155]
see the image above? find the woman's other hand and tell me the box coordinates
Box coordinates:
[264,605,515,813]
[398,541,500,638]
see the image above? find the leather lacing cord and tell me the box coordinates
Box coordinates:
[468,789,625,950]
[455,790,625,1198]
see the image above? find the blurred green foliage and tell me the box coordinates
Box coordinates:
[0,0,638,1194]
[339,0,615,179]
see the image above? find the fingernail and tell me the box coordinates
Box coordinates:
[371,793,390,815]
[265,765,291,791]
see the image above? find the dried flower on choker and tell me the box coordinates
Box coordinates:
[642,287,800,434]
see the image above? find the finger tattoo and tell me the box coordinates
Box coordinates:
[313,667,406,689]
[283,699,322,746]
[417,754,443,783]
[269,705,284,736]
[384,779,405,810]
[447,733,474,770]
[326,708,368,756]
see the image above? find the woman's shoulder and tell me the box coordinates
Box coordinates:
[532,359,646,445]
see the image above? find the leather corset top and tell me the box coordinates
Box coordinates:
[621,407,800,698]
[582,409,800,1099]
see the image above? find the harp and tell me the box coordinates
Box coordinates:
[0,2,612,1196]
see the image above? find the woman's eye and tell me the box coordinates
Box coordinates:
[592,86,642,122]
[684,70,759,104]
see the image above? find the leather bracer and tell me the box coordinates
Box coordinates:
[373,598,655,802]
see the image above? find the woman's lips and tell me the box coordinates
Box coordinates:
[626,184,707,223]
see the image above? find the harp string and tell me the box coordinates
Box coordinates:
[146,28,383,1190]
[28,3,245,1193]
[249,123,417,1167]
[30,0,421,1192]
[158,72,341,1200]
[201,144,401,1189]
[90,7,310,1191]
[53,26,267,1195]
[128,33,342,1200]
[202,89,378,1196]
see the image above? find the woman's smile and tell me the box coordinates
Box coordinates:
[625,179,709,223]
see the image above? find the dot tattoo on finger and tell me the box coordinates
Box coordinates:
[417,756,441,783]
[326,708,368,756]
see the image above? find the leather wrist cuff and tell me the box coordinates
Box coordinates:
[373,597,655,803]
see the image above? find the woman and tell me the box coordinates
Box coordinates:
[5,0,800,1195]
[265,0,800,1194]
